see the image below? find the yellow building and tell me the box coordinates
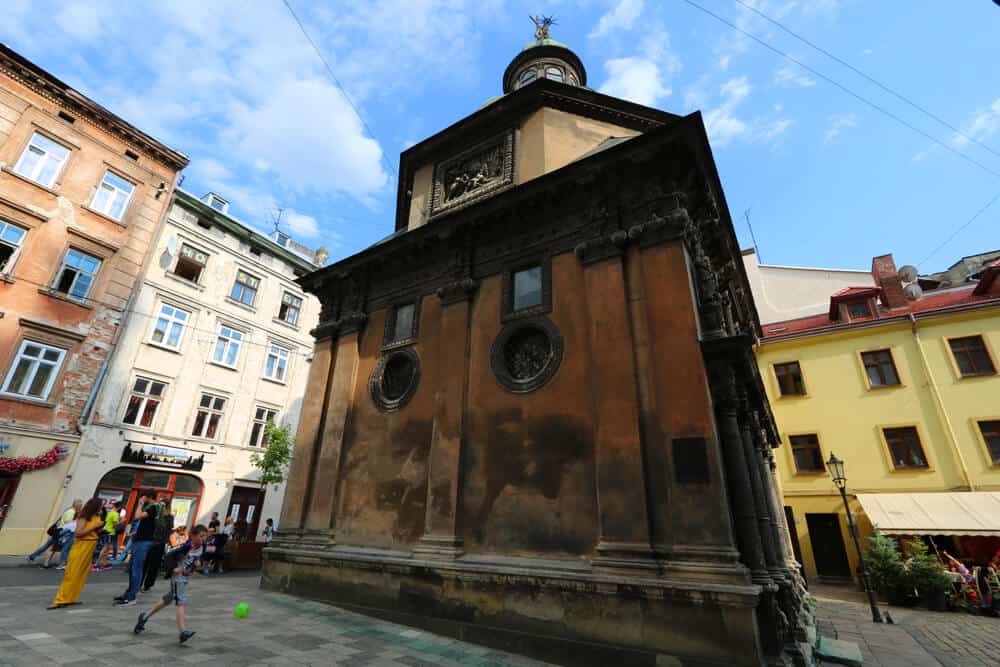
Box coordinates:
[746,251,1000,582]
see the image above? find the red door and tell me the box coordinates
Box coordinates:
[0,473,20,530]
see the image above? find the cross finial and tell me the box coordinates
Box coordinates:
[529,15,556,40]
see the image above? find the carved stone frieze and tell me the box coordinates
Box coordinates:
[430,131,514,217]
[436,278,479,305]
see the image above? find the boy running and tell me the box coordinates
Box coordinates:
[133,524,207,643]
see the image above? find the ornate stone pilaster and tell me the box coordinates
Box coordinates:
[414,285,475,560]
[738,394,780,577]
[582,253,655,571]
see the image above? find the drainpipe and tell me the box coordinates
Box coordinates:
[909,313,974,491]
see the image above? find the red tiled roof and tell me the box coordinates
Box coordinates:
[762,284,1000,339]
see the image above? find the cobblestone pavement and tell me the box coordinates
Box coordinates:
[0,567,551,667]
[813,585,1000,666]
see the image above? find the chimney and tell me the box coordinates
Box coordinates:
[871,253,907,309]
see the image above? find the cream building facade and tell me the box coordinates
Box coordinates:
[63,189,320,543]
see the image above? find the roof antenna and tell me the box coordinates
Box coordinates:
[270,208,286,235]
[744,208,762,263]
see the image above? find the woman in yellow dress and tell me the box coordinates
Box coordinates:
[48,497,104,609]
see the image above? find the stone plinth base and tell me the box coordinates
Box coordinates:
[263,546,768,666]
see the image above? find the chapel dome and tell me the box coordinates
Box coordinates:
[502,18,587,94]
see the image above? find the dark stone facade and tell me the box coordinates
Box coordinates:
[263,79,813,665]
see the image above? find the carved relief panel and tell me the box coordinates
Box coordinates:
[430,131,514,217]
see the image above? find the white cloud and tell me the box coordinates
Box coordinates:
[704,77,752,146]
[600,58,671,107]
[721,76,751,102]
[824,113,858,143]
[282,210,321,239]
[952,98,1000,149]
[54,2,110,41]
[774,63,816,88]
[590,0,645,39]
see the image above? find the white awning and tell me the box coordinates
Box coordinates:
[856,492,1000,537]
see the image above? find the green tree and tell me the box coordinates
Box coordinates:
[250,422,293,486]
[866,531,903,594]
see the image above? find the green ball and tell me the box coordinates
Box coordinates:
[233,602,250,619]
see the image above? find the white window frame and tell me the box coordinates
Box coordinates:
[1,340,67,400]
[263,343,290,383]
[191,392,227,440]
[249,406,278,448]
[90,170,136,221]
[53,248,101,301]
[121,377,167,428]
[149,303,190,350]
[13,132,71,188]
[212,325,244,368]
[0,219,28,275]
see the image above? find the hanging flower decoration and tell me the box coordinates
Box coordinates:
[0,444,69,474]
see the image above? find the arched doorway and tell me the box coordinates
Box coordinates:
[95,467,203,539]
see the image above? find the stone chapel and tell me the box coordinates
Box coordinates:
[263,26,813,666]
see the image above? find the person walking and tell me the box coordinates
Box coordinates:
[47,498,104,609]
[262,518,275,544]
[94,501,123,570]
[208,512,220,531]
[114,490,160,607]
[27,499,81,565]
[133,524,208,643]
[141,502,173,593]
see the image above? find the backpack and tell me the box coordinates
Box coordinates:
[161,541,191,579]
[150,503,170,543]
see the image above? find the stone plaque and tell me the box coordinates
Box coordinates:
[430,131,514,217]
[672,437,710,483]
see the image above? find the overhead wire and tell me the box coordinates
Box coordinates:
[915,191,1000,269]
[281,0,399,182]
[678,0,1000,179]
[731,0,1000,160]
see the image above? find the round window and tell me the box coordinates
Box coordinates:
[518,69,537,87]
[491,317,563,393]
[370,347,421,411]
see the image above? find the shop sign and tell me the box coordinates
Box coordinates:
[122,442,205,472]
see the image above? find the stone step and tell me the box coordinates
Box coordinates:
[815,637,863,666]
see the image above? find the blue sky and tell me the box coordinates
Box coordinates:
[5,1,998,273]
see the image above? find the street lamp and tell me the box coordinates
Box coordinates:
[826,451,883,623]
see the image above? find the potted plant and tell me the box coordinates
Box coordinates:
[866,531,904,604]
[903,539,952,611]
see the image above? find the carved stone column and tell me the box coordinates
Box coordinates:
[277,334,336,535]
[303,313,366,534]
[414,280,476,559]
[578,244,655,570]
[737,394,780,576]
[710,361,769,582]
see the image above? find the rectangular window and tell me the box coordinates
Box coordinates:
[883,427,929,469]
[90,170,135,220]
[774,361,806,396]
[0,219,27,273]
[278,292,303,326]
[249,407,278,448]
[53,248,101,301]
[949,336,996,377]
[513,266,543,311]
[846,301,872,320]
[789,434,824,473]
[172,244,208,283]
[388,303,416,343]
[979,420,1000,466]
[1,340,66,400]
[264,344,290,382]
[212,325,243,367]
[150,303,189,350]
[192,393,226,439]
[861,349,900,387]
[230,269,260,306]
[122,377,166,427]
[13,132,70,187]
